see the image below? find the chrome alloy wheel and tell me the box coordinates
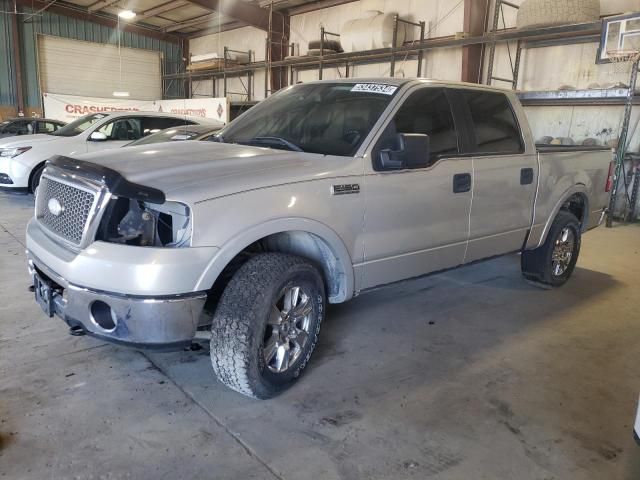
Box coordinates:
[551,227,575,277]
[263,286,313,374]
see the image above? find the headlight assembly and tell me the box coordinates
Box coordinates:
[97,197,192,248]
[0,146,32,158]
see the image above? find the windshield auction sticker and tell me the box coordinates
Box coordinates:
[351,84,398,95]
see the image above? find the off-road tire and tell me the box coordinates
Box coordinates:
[308,39,343,52]
[521,211,581,287]
[210,253,325,399]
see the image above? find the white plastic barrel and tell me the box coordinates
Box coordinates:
[341,11,407,52]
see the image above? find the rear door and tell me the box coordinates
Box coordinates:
[361,86,473,289]
[455,89,537,262]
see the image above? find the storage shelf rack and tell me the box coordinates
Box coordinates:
[162,18,606,104]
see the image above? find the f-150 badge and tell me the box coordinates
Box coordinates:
[332,184,360,195]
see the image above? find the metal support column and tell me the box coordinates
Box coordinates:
[417,21,426,77]
[223,46,228,97]
[10,0,25,113]
[607,59,639,227]
[319,27,325,80]
[627,157,640,221]
[485,1,501,84]
[486,0,521,88]
[390,15,398,77]
[512,40,523,89]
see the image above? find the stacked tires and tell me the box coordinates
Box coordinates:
[517,0,600,29]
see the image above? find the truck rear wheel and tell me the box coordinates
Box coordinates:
[210,253,325,399]
[521,211,581,287]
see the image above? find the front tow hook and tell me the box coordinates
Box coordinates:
[69,326,86,336]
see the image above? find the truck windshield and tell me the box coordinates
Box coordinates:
[49,113,108,137]
[216,82,398,156]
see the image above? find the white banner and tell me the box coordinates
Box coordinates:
[149,98,228,124]
[43,93,229,124]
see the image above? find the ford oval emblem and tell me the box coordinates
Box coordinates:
[48,198,64,216]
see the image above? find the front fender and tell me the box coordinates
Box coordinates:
[194,217,355,303]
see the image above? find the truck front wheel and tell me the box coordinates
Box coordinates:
[210,253,325,399]
[521,211,581,287]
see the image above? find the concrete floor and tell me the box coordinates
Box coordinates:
[1,190,639,480]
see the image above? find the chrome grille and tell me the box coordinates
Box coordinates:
[36,176,96,246]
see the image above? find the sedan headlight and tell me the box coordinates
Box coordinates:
[97,198,192,248]
[0,146,32,158]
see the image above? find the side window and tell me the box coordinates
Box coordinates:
[6,121,31,135]
[97,117,143,141]
[462,91,523,154]
[374,88,459,170]
[37,121,57,134]
[142,117,194,136]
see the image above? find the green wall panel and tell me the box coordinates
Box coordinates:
[0,3,183,108]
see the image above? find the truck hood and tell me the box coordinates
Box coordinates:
[0,133,63,148]
[71,141,360,203]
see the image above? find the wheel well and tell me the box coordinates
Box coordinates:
[28,161,46,193]
[560,193,588,227]
[203,231,349,317]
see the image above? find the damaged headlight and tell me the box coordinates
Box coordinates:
[97,197,192,248]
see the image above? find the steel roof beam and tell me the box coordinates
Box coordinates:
[87,0,120,12]
[185,21,248,38]
[163,12,220,32]
[15,0,182,43]
[138,0,190,20]
[184,0,284,34]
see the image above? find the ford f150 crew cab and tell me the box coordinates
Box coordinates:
[26,79,614,399]
[0,111,222,193]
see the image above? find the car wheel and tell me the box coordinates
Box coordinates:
[30,164,45,195]
[210,253,325,399]
[521,210,581,287]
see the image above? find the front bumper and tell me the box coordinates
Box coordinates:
[26,218,219,296]
[0,157,30,188]
[28,253,207,349]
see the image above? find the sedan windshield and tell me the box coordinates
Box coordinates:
[49,113,108,137]
[216,82,398,156]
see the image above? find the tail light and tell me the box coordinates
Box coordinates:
[605,161,615,193]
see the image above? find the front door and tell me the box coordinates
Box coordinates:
[360,87,473,290]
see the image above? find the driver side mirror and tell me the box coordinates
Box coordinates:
[89,131,108,142]
[379,133,430,170]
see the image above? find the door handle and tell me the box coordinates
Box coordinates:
[520,168,534,185]
[453,173,472,193]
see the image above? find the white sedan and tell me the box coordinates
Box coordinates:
[0,111,223,193]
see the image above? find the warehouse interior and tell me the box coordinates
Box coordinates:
[1,0,640,479]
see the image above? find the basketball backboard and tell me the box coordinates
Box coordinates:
[597,12,640,64]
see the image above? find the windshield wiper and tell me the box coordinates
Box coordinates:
[245,136,304,152]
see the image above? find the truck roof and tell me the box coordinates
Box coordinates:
[300,77,516,93]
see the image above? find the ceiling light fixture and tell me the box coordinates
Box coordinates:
[118,10,136,20]
[112,91,130,97]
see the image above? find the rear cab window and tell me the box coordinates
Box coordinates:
[460,90,524,155]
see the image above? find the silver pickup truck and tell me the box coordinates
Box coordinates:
[26,79,613,398]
